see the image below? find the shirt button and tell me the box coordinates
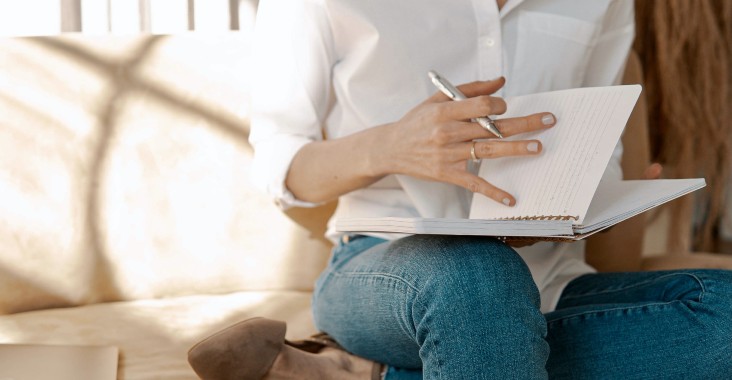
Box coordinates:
[484,38,496,47]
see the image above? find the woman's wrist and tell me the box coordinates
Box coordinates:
[285,125,393,203]
[359,122,398,179]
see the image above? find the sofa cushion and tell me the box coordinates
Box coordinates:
[0,290,317,379]
[0,33,331,314]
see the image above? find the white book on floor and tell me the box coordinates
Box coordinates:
[336,85,705,240]
[0,344,118,380]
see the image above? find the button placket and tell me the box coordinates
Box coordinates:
[472,0,503,81]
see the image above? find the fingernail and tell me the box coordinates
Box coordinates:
[542,114,555,126]
[502,198,512,206]
[527,142,539,153]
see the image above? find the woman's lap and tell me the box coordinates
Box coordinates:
[313,235,548,378]
[546,270,732,379]
[312,235,732,379]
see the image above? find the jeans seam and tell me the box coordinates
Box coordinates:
[561,273,706,302]
[546,300,689,324]
[414,285,443,380]
[332,271,446,379]
[334,271,421,293]
[330,271,421,342]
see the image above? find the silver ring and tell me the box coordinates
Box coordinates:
[470,141,479,163]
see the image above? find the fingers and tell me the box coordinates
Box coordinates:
[459,77,506,98]
[449,112,555,141]
[425,77,557,139]
[428,77,506,103]
[450,172,516,206]
[446,139,543,206]
[460,140,542,160]
[643,163,663,180]
[427,105,556,141]
[505,238,540,248]
[493,112,556,137]
[436,95,507,122]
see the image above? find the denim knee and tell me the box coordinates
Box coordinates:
[698,270,732,375]
[391,235,541,311]
[657,269,732,377]
[397,235,549,377]
[312,234,549,376]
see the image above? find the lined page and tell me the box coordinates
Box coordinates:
[575,178,706,234]
[469,85,641,223]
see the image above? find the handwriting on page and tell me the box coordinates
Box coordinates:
[470,86,637,221]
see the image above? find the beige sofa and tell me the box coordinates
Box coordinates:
[2,32,729,379]
[0,33,331,379]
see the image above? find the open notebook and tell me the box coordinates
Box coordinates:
[336,85,706,240]
[0,344,118,380]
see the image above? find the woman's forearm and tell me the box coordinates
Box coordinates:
[286,124,391,203]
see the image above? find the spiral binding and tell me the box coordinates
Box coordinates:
[497,236,574,243]
[500,215,579,221]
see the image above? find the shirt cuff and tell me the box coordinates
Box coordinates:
[250,135,322,209]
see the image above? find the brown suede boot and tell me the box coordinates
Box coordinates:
[188,317,383,380]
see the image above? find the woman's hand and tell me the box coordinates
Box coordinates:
[643,163,663,180]
[286,78,555,205]
[372,77,556,206]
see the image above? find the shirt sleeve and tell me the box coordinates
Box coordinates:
[583,0,635,182]
[249,0,336,208]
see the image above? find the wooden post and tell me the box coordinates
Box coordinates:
[139,0,151,32]
[187,0,195,30]
[229,0,239,30]
[60,0,82,32]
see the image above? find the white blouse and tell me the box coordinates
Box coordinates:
[250,0,635,312]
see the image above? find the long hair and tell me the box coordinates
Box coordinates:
[634,0,732,252]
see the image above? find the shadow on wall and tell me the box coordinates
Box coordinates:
[0,33,257,313]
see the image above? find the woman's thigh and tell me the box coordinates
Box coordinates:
[313,235,424,368]
[312,234,547,376]
[545,269,732,379]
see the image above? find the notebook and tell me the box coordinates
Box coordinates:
[336,85,706,240]
[0,344,118,380]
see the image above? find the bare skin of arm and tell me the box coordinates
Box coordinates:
[286,78,557,206]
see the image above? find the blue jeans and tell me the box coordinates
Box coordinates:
[312,235,732,379]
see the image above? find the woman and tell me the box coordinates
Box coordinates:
[189,0,732,378]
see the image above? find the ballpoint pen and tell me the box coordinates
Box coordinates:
[428,70,504,139]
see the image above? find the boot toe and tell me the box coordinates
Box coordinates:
[188,317,287,380]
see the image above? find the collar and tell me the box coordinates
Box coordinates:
[499,0,526,18]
